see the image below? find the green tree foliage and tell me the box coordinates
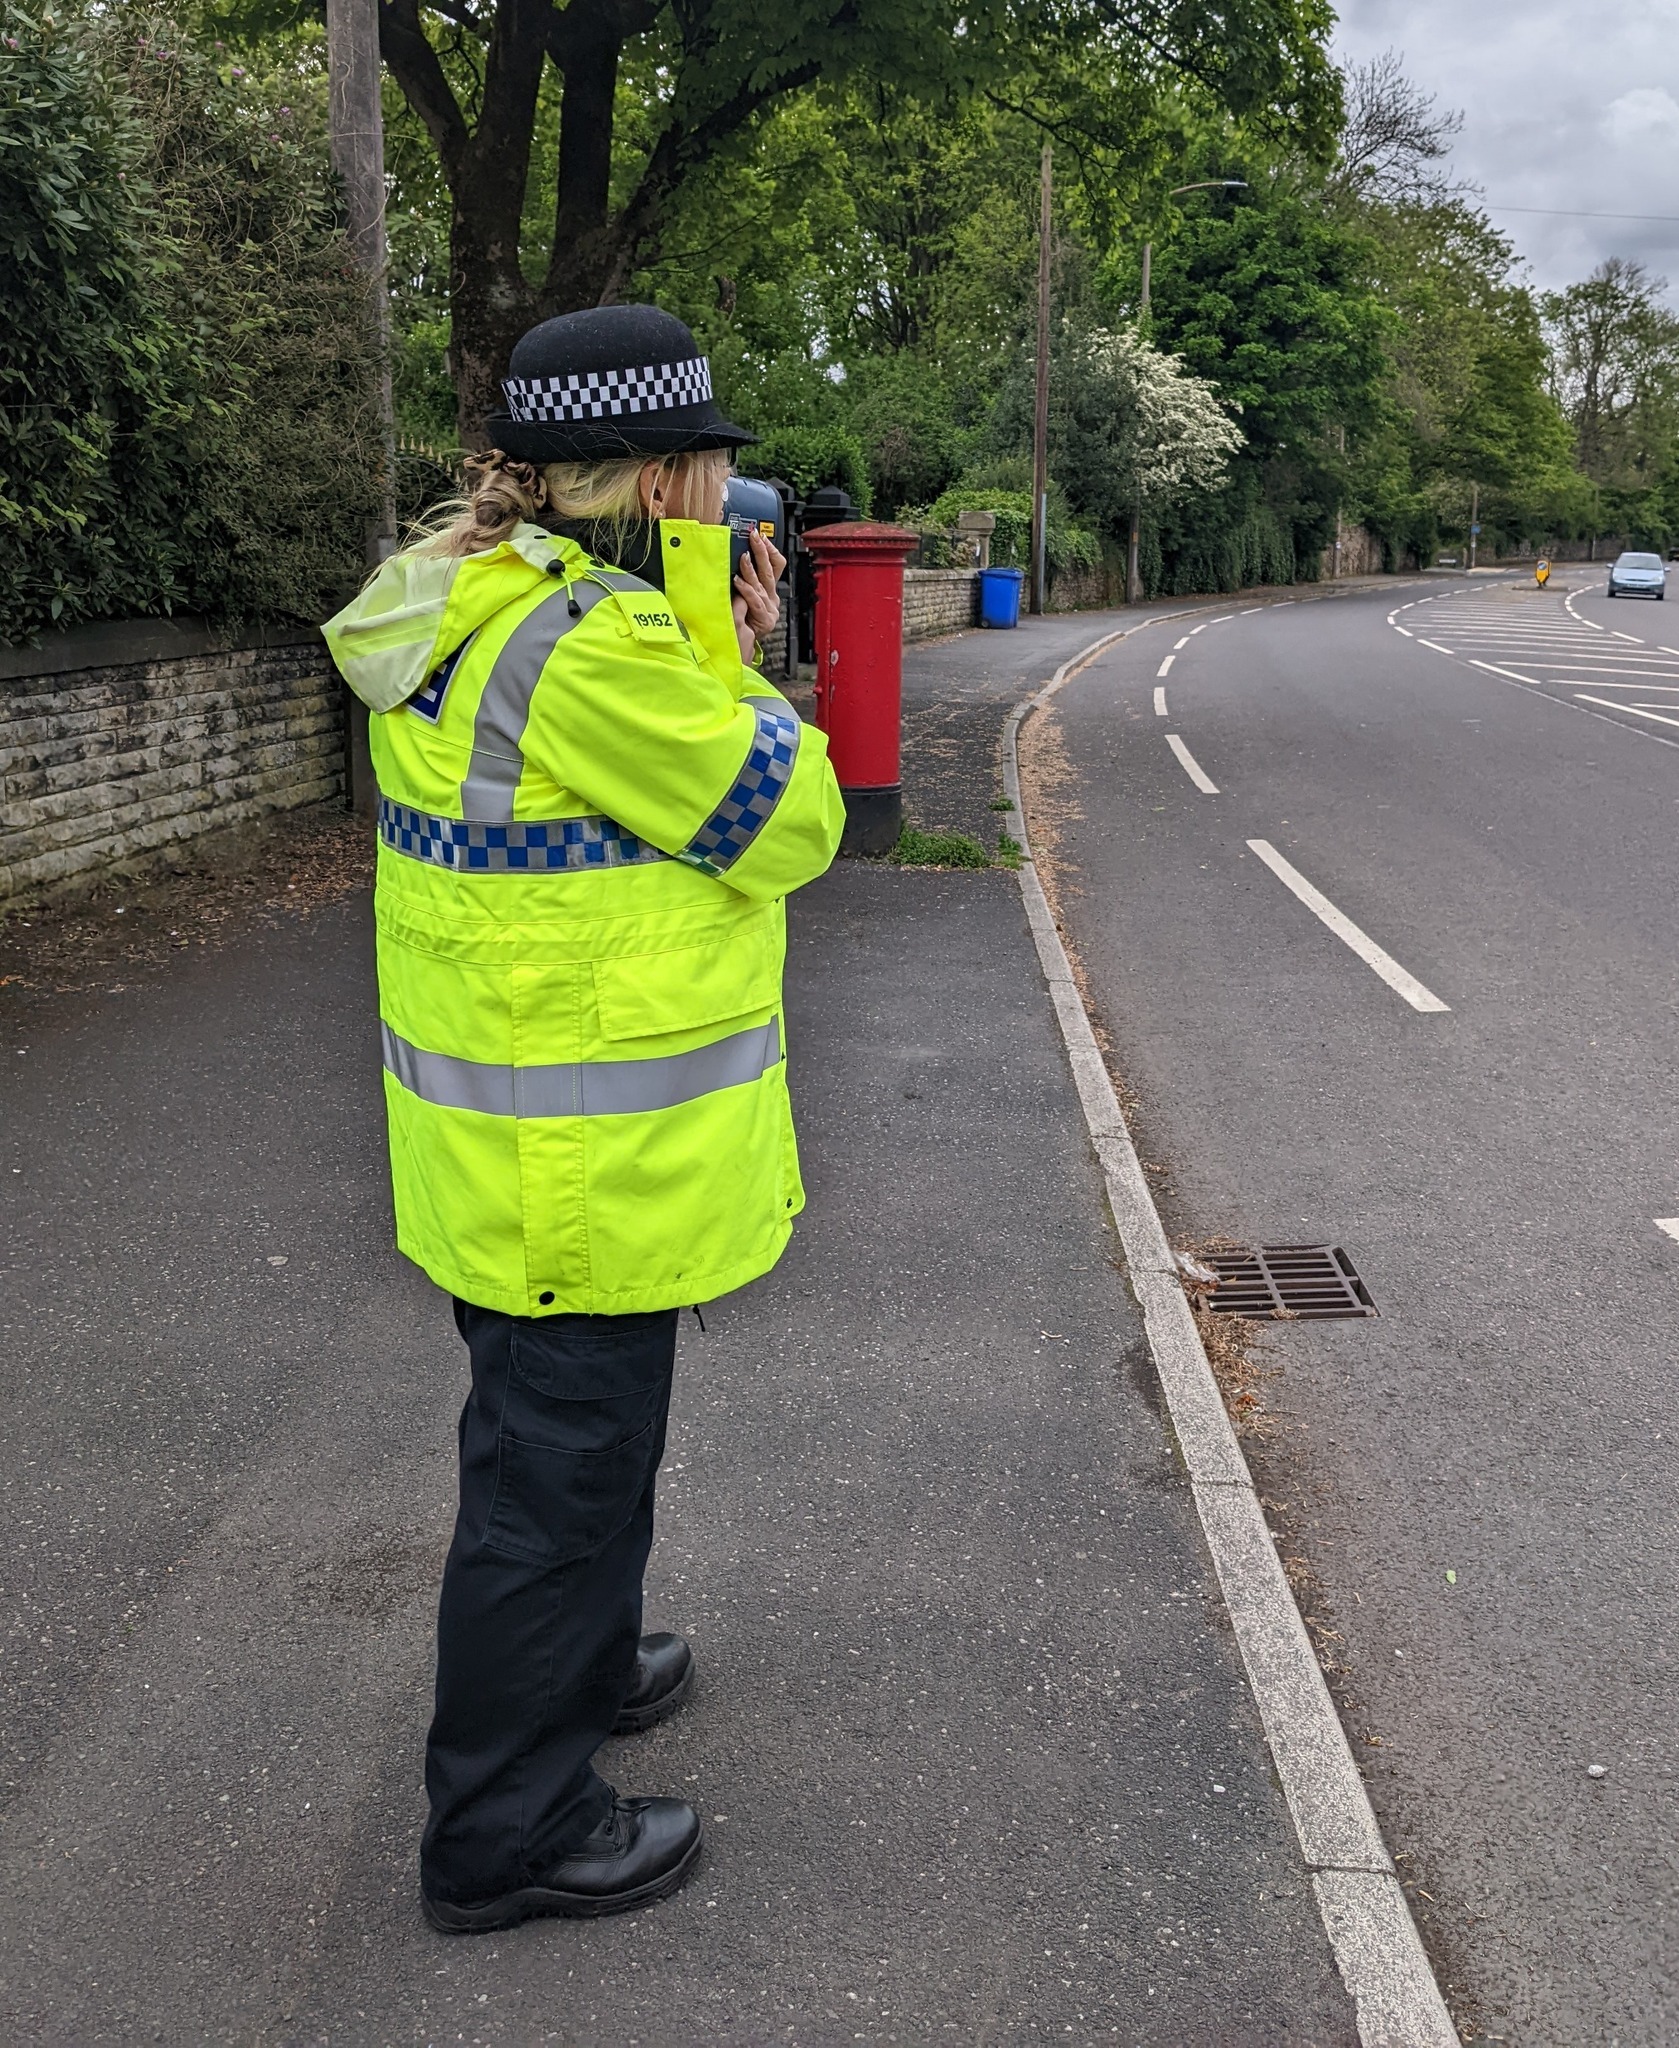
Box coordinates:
[1103,191,1389,584]
[1543,259,1679,545]
[0,4,382,642]
[216,0,1339,441]
[990,317,1242,547]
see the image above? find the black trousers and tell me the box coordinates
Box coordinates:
[420,1298,678,1906]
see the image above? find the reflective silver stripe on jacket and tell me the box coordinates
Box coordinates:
[381,1016,780,1117]
[679,698,801,875]
[459,579,608,819]
[456,569,671,818]
[379,798,669,873]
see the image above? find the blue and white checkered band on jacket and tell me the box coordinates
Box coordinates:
[503,357,713,424]
[679,701,801,876]
[379,799,671,873]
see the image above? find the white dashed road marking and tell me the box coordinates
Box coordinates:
[1657,1220,1679,1244]
[1247,840,1450,1013]
[1154,687,1168,716]
[1166,734,1218,793]
[1158,655,1175,677]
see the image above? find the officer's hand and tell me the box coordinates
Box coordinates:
[734,527,786,663]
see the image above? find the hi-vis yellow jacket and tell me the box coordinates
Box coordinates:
[324,519,845,1317]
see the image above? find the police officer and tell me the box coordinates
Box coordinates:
[324,306,845,1933]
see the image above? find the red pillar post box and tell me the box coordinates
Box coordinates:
[804,522,919,855]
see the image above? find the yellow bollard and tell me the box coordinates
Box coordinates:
[1536,559,1550,586]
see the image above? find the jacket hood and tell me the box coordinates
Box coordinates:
[322,525,576,714]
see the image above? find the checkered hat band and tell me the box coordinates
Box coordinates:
[504,357,714,424]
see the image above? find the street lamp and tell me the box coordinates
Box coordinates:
[1127,180,1246,605]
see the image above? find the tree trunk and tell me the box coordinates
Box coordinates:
[450,223,537,448]
[378,0,811,445]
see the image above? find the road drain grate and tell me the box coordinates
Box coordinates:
[1198,1245,1377,1319]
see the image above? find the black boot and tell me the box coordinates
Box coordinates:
[612,1631,695,1735]
[423,1795,702,1933]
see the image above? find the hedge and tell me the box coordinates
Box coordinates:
[0,6,382,644]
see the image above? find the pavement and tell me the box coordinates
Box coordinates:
[1036,575,1679,2045]
[0,607,1364,2044]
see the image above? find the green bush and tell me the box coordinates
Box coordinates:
[740,425,873,512]
[924,485,1099,582]
[0,4,197,633]
[1149,498,1298,595]
[0,6,382,643]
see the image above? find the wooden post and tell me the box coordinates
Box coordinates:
[1030,145,1052,617]
[1126,242,1152,606]
[326,0,394,818]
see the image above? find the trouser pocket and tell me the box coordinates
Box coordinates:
[464,1306,677,1566]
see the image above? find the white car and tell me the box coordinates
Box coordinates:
[1607,550,1667,599]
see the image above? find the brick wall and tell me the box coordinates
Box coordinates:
[0,619,343,909]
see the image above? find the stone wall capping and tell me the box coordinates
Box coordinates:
[0,614,322,687]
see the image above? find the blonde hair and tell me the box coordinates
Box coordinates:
[412,447,732,561]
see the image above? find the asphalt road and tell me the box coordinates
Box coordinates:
[0,611,1358,2044]
[1036,571,1679,2046]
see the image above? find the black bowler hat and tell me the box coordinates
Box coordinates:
[483,304,755,461]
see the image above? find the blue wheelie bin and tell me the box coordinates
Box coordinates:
[978,565,1025,628]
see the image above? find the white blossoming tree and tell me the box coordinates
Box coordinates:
[1051,323,1245,538]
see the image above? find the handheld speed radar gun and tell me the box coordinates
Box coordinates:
[724,476,786,582]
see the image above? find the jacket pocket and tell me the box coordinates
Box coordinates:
[592,923,780,1041]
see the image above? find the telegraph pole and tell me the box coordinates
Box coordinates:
[327,0,396,561]
[1125,245,1152,606]
[1469,480,1480,571]
[327,0,395,820]
[1029,144,1052,616]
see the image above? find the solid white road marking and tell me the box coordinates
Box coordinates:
[1657,1220,1679,1244]
[1158,655,1176,676]
[1419,640,1452,653]
[1166,734,1218,792]
[1507,663,1679,675]
[1002,646,1459,2048]
[1154,687,1168,716]
[1575,694,1679,729]
[1246,840,1450,1013]
[1612,630,1643,642]
[1395,627,1413,637]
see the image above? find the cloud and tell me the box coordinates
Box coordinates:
[1333,0,1679,299]
[1604,89,1679,146]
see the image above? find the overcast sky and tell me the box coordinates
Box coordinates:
[1332,0,1679,301]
